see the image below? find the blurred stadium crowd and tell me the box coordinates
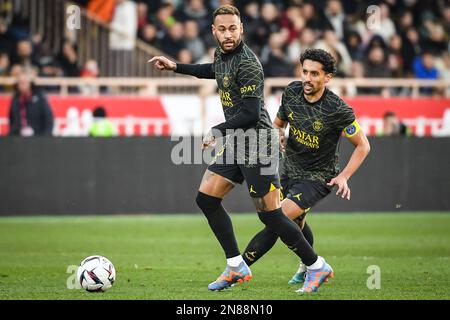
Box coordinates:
[0,0,449,90]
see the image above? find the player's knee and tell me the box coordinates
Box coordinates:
[257,208,283,226]
[252,197,267,212]
[282,199,305,220]
[196,191,222,213]
[287,209,305,221]
[252,194,280,212]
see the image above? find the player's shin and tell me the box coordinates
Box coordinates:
[242,227,279,266]
[196,192,240,258]
[301,222,314,247]
[257,208,318,266]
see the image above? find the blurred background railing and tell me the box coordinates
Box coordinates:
[0,77,449,97]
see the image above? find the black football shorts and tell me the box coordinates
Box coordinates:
[280,177,331,212]
[208,143,280,198]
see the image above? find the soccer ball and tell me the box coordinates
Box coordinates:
[77,255,116,292]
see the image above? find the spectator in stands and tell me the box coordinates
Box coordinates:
[387,34,408,95]
[0,51,10,77]
[79,59,100,95]
[9,64,25,78]
[152,1,177,36]
[0,18,14,57]
[287,28,316,65]
[89,106,118,137]
[344,30,364,62]
[196,46,215,64]
[5,64,36,93]
[374,3,397,44]
[87,0,115,23]
[397,10,414,35]
[137,1,149,31]
[11,40,38,72]
[301,2,324,32]
[250,2,281,56]
[8,73,54,136]
[81,59,99,78]
[314,30,352,76]
[215,0,234,6]
[380,111,410,137]
[413,51,439,96]
[175,0,210,40]
[362,46,391,95]
[419,11,447,55]
[352,10,374,47]
[436,51,450,96]
[38,57,63,93]
[177,48,193,64]
[262,32,294,78]
[414,51,439,78]
[346,61,364,96]
[183,20,205,62]
[109,0,137,77]
[323,0,348,41]
[387,34,404,78]
[139,23,161,48]
[364,34,388,58]
[161,22,185,59]
[0,0,448,100]
[443,5,450,36]
[239,1,260,51]
[0,51,10,92]
[401,27,422,76]
[57,41,81,77]
[279,4,305,44]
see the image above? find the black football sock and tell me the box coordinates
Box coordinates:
[196,192,240,258]
[258,208,318,266]
[301,222,314,248]
[242,226,278,266]
[243,217,316,266]
[243,219,315,266]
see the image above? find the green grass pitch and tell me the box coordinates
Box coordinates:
[0,213,449,300]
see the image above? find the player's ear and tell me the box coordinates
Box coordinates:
[324,72,333,84]
[240,22,244,35]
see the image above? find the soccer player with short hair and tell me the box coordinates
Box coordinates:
[149,6,333,292]
[242,48,371,292]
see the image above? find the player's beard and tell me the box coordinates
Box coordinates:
[216,35,241,53]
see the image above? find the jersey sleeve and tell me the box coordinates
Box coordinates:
[175,63,215,79]
[276,82,300,122]
[276,90,288,121]
[336,100,356,132]
[236,58,264,99]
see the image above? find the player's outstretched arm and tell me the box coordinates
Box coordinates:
[148,56,177,71]
[148,56,215,79]
[327,130,370,200]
